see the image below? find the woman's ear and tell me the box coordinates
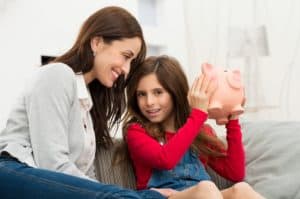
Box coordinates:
[90,36,103,54]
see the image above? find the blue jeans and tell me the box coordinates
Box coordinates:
[0,156,165,199]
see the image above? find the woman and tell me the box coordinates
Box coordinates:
[0,6,164,199]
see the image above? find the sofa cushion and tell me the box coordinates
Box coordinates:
[242,121,300,199]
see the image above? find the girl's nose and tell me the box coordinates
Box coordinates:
[146,95,155,106]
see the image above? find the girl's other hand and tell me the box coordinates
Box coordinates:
[188,74,216,113]
[229,97,246,120]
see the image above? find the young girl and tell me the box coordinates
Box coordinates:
[121,55,265,198]
[0,6,165,199]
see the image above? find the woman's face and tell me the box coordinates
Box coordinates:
[88,37,141,87]
[136,73,175,131]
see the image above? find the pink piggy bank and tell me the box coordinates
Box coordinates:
[201,63,245,125]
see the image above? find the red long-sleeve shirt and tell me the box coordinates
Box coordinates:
[126,109,245,190]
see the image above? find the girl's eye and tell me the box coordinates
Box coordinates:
[136,92,146,97]
[154,89,163,95]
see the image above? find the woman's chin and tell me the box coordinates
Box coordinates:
[102,80,114,88]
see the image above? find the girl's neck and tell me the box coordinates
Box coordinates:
[161,113,176,133]
[162,122,176,133]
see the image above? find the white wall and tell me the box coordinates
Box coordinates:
[0,0,299,131]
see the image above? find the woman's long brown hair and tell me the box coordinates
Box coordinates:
[53,6,146,149]
[114,55,225,165]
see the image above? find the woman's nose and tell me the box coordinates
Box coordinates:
[122,62,131,77]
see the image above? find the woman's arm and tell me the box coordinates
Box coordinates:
[127,109,207,170]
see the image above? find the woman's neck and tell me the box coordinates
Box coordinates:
[83,70,95,85]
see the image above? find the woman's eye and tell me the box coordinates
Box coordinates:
[123,54,131,60]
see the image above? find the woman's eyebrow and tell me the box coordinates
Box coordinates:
[125,50,134,56]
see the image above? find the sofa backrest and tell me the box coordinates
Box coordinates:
[94,139,136,189]
[94,139,233,190]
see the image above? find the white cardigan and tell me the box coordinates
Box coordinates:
[0,63,96,181]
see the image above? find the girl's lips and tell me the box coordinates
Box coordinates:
[146,109,160,117]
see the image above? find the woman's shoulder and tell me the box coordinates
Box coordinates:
[30,63,76,88]
[38,63,75,80]
[25,63,77,97]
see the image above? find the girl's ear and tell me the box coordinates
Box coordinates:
[90,36,103,53]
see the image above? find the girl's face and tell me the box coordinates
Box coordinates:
[136,73,175,131]
[87,37,141,87]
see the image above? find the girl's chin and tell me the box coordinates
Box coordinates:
[147,117,162,123]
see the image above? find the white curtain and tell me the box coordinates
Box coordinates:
[182,0,300,121]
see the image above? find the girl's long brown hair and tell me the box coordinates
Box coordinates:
[54,6,146,149]
[114,55,225,164]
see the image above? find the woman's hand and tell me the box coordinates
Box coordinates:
[188,74,217,113]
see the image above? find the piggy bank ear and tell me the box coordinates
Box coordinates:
[226,69,242,89]
[201,63,213,74]
[201,63,217,79]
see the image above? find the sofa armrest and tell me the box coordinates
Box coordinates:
[94,139,233,190]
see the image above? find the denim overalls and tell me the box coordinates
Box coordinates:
[147,149,210,191]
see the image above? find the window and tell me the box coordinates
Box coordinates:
[138,0,158,26]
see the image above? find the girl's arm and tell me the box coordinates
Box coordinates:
[205,119,245,182]
[127,109,207,170]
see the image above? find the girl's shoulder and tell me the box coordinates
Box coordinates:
[127,122,145,131]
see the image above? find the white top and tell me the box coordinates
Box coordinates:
[75,74,96,175]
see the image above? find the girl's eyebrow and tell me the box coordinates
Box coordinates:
[137,87,164,92]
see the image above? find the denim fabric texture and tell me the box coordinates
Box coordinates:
[0,156,165,199]
[147,149,210,191]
